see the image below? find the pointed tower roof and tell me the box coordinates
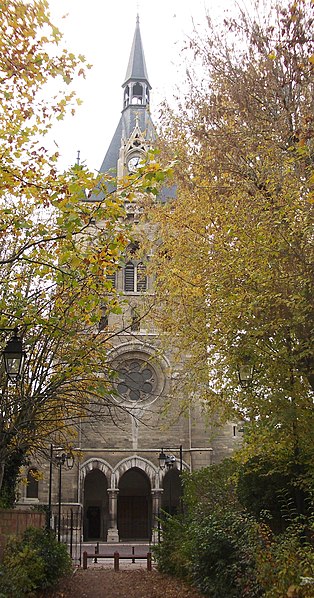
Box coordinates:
[92,16,175,203]
[97,15,155,179]
[123,15,151,87]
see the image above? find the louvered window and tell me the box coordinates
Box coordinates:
[136,262,147,292]
[124,262,135,291]
[106,272,116,289]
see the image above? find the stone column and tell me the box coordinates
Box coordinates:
[151,488,163,543]
[107,488,119,542]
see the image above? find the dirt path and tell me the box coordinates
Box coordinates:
[44,569,205,598]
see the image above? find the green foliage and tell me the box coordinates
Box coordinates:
[154,506,263,598]
[153,514,191,579]
[0,450,27,508]
[256,520,314,598]
[154,461,263,597]
[22,527,71,588]
[155,460,314,597]
[188,510,263,598]
[182,459,239,514]
[237,454,312,532]
[0,527,71,597]
[0,543,45,598]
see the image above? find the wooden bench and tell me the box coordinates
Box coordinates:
[82,550,152,571]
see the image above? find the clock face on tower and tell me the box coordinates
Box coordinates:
[127,154,142,173]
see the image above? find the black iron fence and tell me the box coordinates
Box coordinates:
[53,508,83,565]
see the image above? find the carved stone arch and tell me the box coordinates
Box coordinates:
[107,340,171,369]
[80,458,113,486]
[113,456,158,488]
[81,459,112,542]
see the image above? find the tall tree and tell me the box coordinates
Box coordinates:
[149,0,314,477]
[0,1,168,497]
[0,0,123,495]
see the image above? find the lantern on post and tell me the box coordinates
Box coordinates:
[2,329,25,381]
[237,359,254,387]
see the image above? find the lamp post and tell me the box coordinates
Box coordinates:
[1,328,25,381]
[55,449,74,542]
[47,444,54,530]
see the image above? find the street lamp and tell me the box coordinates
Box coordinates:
[158,449,168,470]
[1,328,25,381]
[237,361,254,388]
[158,446,183,471]
[55,449,74,542]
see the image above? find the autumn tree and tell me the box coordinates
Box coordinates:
[149,0,314,486]
[0,1,168,500]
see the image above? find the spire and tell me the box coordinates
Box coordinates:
[123,15,150,86]
[97,15,155,181]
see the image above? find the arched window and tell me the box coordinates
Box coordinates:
[124,85,130,108]
[124,262,147,292]
[124,262,135,291]
[131,82,143,104]
[26,468,39,499]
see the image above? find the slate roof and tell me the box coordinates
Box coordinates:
[123,14,151,87]
[98,108,155,176]
[92,16,175,203]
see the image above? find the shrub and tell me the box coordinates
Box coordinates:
[153,513,191,578]
[188,509,263,598]
[0,541,45,598]
[0,527,72,597]
[256,520,314,598]
[154,507,263,597]
[237,455,311,532]
[154,461,314,597]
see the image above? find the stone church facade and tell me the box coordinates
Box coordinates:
[18,17,240,542]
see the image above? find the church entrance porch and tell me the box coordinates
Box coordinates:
[117,468,152,540]
[83,469,109,541]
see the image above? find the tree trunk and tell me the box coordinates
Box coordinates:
[0,460,4,493]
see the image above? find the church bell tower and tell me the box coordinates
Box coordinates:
[17,16,240,545]
[79,16,190,543]
[75,15,235,544]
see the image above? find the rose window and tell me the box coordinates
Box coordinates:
[116,359,155,402]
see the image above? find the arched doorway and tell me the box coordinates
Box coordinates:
[83,469,109,541]
[118,468,152,540]
[161,468,182,516]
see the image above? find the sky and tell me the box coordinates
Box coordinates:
[47,0,233,173]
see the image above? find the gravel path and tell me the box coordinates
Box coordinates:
[42,569,205,598]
